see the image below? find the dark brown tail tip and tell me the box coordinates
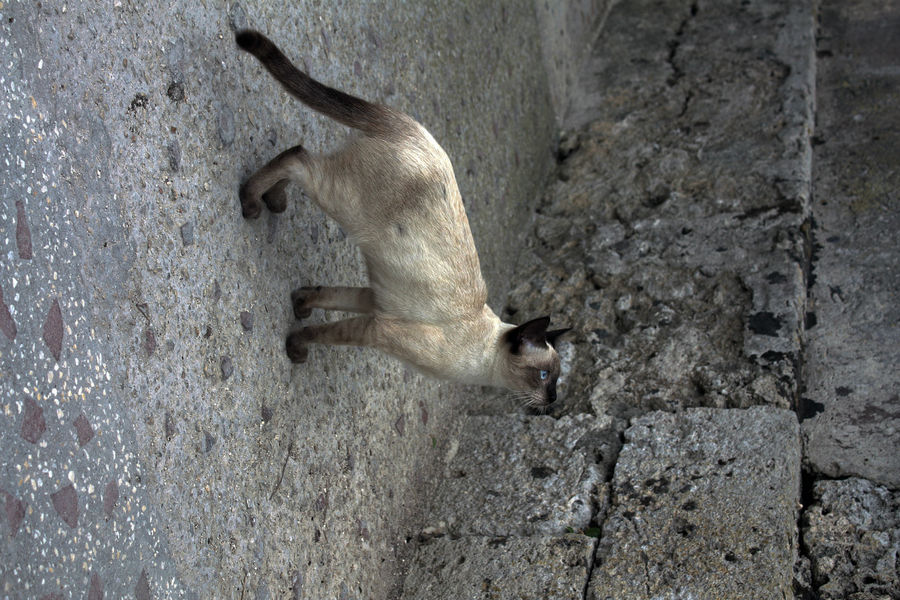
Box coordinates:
[235,30,263,52]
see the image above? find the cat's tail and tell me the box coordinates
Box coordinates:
[235,30,405,136]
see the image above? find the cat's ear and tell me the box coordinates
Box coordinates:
[505,316,551,354]
[546,328,571,348]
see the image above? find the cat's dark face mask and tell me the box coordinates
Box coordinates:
[503,316,570,406]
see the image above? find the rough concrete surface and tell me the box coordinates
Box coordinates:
[402,535,596,600]
[1,1,556,598]
[588,407,802,600]
[421,413,618,538]
[802,478,900,600]
[802,0,900,488]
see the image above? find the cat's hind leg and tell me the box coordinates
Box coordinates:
[240,144,307,218]
[286,315,373,363]
[291,286,375,319]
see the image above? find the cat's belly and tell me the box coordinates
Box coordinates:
[360,230,486,323]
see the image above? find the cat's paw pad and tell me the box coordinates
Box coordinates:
[290,287,317,319]
[285,331,308,363]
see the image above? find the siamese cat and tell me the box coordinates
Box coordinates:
[235,30,569,406]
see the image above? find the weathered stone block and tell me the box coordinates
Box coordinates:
[423,414,618,537]
[589,407,801,600]
[402,535,596,600]
[802,478,900,600]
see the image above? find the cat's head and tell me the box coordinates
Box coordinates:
[498,316,570,407]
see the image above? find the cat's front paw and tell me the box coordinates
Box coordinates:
[239,183,263,219]
[285,331,309,363]
[290,287,317,319]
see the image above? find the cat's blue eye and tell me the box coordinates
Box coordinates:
[539,370,549,380]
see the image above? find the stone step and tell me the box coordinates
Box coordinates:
[402,535,596,600]
[801,0,900,490]
[420,413,621,538]
[587,406,801,600]
[399,413,614,600]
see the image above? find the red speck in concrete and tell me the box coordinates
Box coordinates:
[88,572,103,600]
[103,479,118,518]
[21,395,46,444]
[51,484,78,528]
[74,413,95,447]
[16,200,33,260]
[3,490,26,537]
[135,569,151,600]
[42,298,64,362]
[144,327,156,356]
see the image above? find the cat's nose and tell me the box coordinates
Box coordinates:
[547,384,557,404]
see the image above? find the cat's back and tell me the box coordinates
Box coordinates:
[347,126,488,323]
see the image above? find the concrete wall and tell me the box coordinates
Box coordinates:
[0,1,591,597]
[535,0,618,126]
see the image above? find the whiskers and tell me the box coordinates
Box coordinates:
[507,390,548,413]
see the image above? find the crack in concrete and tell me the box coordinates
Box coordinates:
[665,0,699,86]
[269,440,293,501]
[580,535,600,600]
[579,433,621,600]
[580,426,626,599]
